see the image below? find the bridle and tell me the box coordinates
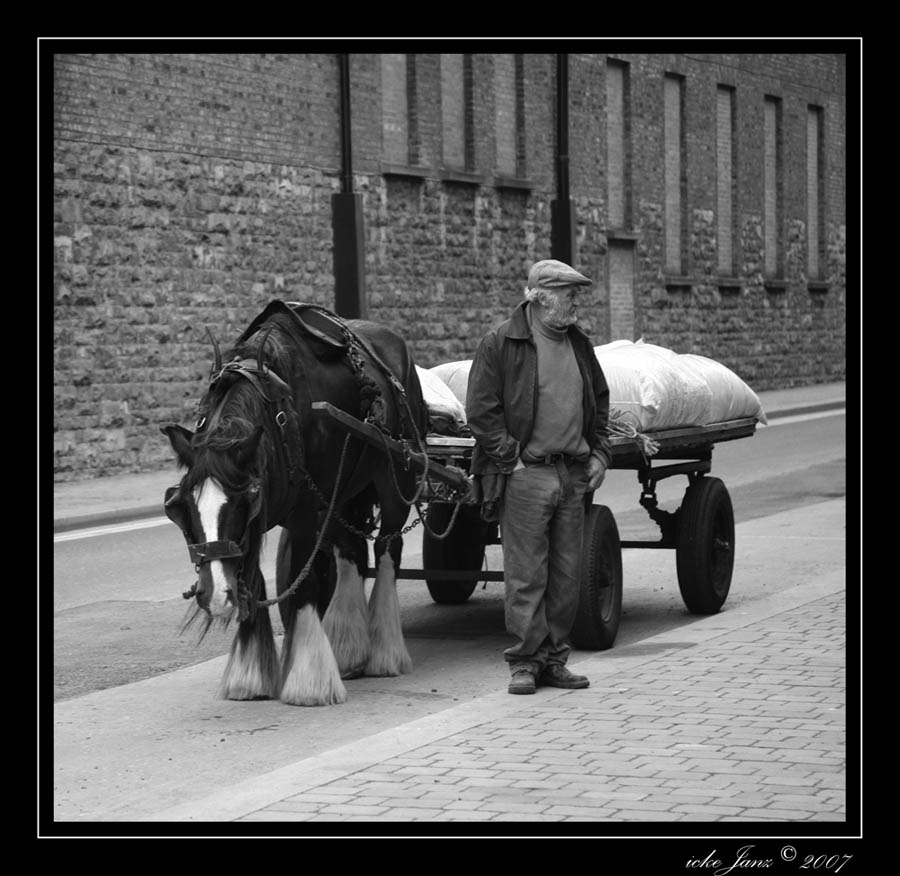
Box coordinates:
[166,326,302,618]
[202,325,305,508]
[165,476,262,615]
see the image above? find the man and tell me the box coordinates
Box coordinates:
[466,259,612,695]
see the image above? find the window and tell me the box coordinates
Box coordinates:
[494,54,524,178]
[607,60,631,230]
[381,54,409,165]
[381,54,421,167]
[716,86,737,277]
[441,54,467,169]
[664,74,687,276]
[807,105,825,281]
[764,96,784,280]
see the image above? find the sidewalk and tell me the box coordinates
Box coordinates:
[144,565,848,825]
[51,381,847,533]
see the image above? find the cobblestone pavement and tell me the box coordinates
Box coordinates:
[229,593,846,824]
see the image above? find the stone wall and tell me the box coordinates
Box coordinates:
[52,51,848,481]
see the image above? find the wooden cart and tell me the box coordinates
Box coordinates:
[313,402,758,651]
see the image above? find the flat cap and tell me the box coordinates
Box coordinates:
[527,258,592,290]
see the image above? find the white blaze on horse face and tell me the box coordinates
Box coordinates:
[195,479,235,618]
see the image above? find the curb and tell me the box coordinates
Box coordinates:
[763,399,846,421]
[53,504,167,534]
[52,400,845,534]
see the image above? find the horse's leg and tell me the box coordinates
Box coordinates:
[276,514,346,706]
[217,566,281,700]
[322,509,371,679]
[365,487,413,677]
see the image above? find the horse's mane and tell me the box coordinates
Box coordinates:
[186,320,295,495]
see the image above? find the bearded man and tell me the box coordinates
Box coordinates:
[466,259,613,695]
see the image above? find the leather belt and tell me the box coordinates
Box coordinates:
[524,452,582,467]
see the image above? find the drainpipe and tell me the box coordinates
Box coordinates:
[550,53,575,265]
[332,53,367,319]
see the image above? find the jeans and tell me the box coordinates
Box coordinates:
[499,459,588,674]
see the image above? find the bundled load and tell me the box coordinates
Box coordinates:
[416,365,468,435]
[429,360,473,408]
[595,340,767,432]
[426,341,766,446]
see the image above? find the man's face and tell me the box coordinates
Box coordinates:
[542,286,582,328]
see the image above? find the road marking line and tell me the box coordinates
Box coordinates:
[742,535,845,541]
[54,517,171,543]
[764,408,845,427]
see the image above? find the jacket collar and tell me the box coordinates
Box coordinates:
[507,301,532,339]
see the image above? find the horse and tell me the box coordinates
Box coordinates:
[161,300,430,706]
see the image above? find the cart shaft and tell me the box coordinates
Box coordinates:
[311,401,471,494]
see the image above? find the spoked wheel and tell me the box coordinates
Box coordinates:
[422,503,486,605]
[676,476,735,614]
[571,504,623,650]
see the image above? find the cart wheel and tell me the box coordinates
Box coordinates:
[422,503,486,604]
[676,476,735,614]
[571,504,623,650]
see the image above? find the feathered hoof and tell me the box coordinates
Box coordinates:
[217,619,281,701]
[279,604,348,706]
[280,678,347,707]
[364,650,413,678]
[340,663,367,680]
[219,686,279,702]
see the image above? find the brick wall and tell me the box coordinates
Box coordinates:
[602,53,846,387]
[53,51,848,481]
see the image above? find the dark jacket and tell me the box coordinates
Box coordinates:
[466,300,612,476]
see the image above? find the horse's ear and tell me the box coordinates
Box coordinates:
[161,423,195,468]
[237,425,264,467]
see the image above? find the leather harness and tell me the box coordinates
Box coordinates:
[173,302,423,603]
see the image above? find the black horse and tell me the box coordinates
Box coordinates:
[162,301,429,706]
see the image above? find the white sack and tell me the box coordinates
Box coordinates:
[595,340,766,431]
[430,360,473,407]
[416,365,467,428]
[679,354,768,425]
